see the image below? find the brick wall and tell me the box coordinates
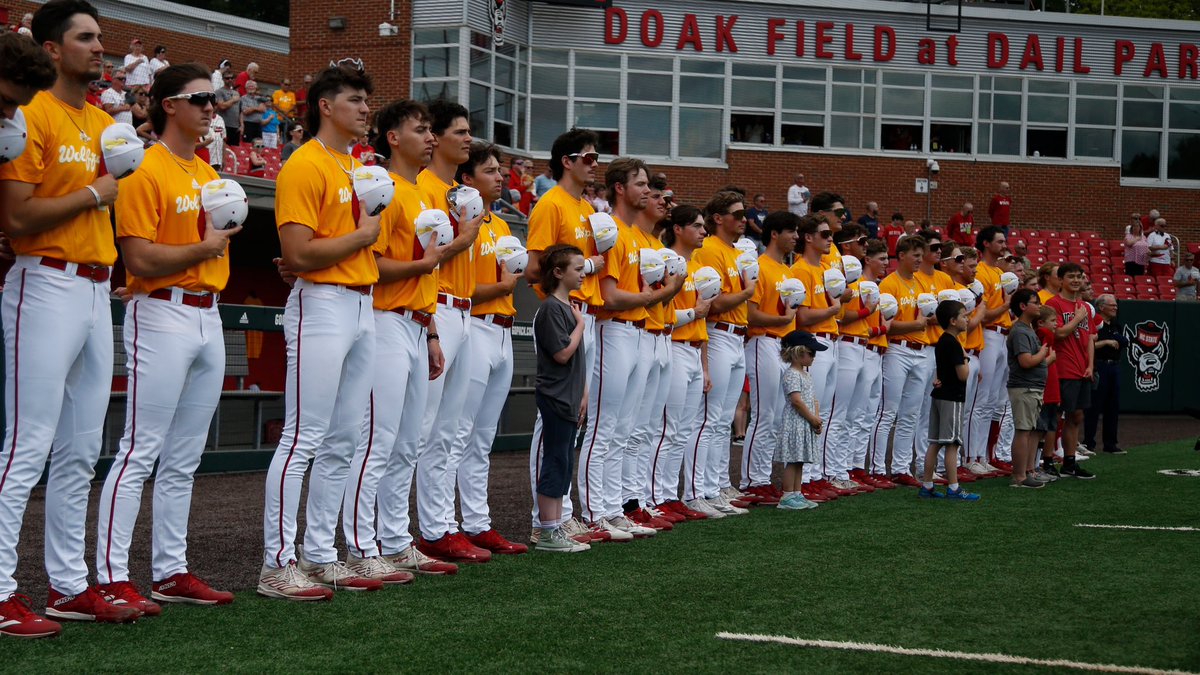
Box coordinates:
[4,0,287,82]
[288,0,411,102]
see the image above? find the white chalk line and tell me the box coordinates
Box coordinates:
[1075,523,1200,532]
[715,633,1198,675]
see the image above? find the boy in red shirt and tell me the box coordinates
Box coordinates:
[881,212,905,258]
[1043,263,1095,480]
[1035,305,1062,480]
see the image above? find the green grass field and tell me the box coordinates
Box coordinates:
[11,440,1200,674]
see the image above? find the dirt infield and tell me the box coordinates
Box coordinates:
[12,414,1197,601]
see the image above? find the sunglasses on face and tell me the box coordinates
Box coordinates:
[114,76,126,81]
[823,207,846,217]
[164,91,217,106]
[943,254,965,264]
[927,243,942,252]
[725,209,746,220]
[817,229,833,239]
[569,151,599,166]
[857,236,868,245]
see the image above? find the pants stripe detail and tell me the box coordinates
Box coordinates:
[275,289,303,567]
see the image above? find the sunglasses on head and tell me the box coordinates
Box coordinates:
[569,151,599,166]
[330,57,365,72]
[164,91,217,106]
[725,209,746,220]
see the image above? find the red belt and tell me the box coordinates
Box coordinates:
[475,313,514,329]
[647,326,673,336]
[985,325,1010,335]
[610,318,646,329]
[437,292,472,311]
[839,335,869,347]
[673,339,705,349]
[570,300,599,315]
[390,307,433,327]
[711,322,747,337]
[888,339,927,351]
[812,331,837,340]
[346,284,372,295]
[40,257,110,283]
[868,343,887,354]
[148,288,216,308]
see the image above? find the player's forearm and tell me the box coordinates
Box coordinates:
[710,287,752,314]
[471,280,514,305]
[120,239,220,279]
[2,190,100,238]
[282,232,372,273]
[601,286,649,311]
[887,319,926,336]
[747,305,791,328]
[796,305,837,327]
[376,255,434,283]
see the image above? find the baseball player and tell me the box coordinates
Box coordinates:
[340,99,459,582]
[871,235,935,488]
[789,215,844,501]
[969,226,1015,475]
[578,157,659,540]
[912,230,958,480]
[949,247,989,476]
[689,191,754,516]
[0,33,56,120]
[96,63,237,617]
[0,0,140,634]
[651,205,712,520]
[413,100,489,564]
[848,240,894,491]
[623,175,684,528]
[259,64,383,600]
[523,128,605,546]
[741,211,800,503]
[447,141,528,554]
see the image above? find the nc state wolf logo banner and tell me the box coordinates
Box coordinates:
[1124,320,1170,393]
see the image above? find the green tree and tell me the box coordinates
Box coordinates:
[1071,0,1198,20]
[171,0,288,26]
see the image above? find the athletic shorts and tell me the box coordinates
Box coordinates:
[1058,378,1092,413]
[928,398,964,446]
[1035,402,1060,434]
[1008,387,1043,432]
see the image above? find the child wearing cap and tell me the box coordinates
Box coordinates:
[921,300,979,501]
[776,331,823,510]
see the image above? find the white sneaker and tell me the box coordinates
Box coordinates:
[597,518,635,541]
[607,514,656,538]
[345,554,413,584]
[298,549,381,592]
[719,486,745,502]
[535,526,590,553]
[709,495,749,515]
[387,545,457,575]
[967,462,990,475]
[686,498,725,519]
[1075,452,1090,462]
[832,478,860,491]
[560,517,594,544]
[257,562,333,601]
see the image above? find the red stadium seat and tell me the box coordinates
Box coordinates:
[1135,275,1155,285]
[1011,237,1027,249]
[1116,275,1134,284]
[1188,243,1200,256]
[1108,240,1126,253]
[1024,230,1040,237]
[1065,231,1081,239]
[1161,285,1177,299]
[1096,284,1114,294]
[1136,287,1159,300]
[1081,231,1100,239]
[1093,273,1112,284]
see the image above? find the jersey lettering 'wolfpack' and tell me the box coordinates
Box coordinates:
[59,144,99,172]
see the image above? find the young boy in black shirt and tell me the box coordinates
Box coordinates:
[921,300,981,501]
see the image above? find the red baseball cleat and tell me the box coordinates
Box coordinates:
[97,581,162,617]
[800,485,829,503]
[467,529,529,555]
[152,572,234,606]
[0,593,62,638]
[869,474,897,489]
[417,533,492,563]
[45,586,141,623]
[891,473,922,488]
[956,467,978,483]
[663,500,708,520]
[748,485,780,505]
[648,505,684,524]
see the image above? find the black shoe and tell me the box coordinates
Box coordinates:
[1062,463,1095,479]
[1042,462,1062,478]
[1101,447,1127,455]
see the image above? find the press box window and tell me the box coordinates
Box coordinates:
[730,113,773,144]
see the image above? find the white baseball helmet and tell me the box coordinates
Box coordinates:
[0,108,27,164]
[659,248,686,278]
[937,289,961,305]
[958,287,977,312]
[858,280,881,310]
[589,212,619,254]
[640,248,666,287]
[693,266,722,300]
[841,255,863,284]
[917,292,938,318]
[778,277,807,309]
[415,209,454,249]
[734,237,757,255]
[736,250,759,287]
[823,267,847,299]
[878,293,900,320]
[200,179,248,230]
[1000,271,1020,294]
[969,279,985,298]
[352,165,394,217]
[446,185,485,225]
[100,123,144,179]
[495,235,528,274]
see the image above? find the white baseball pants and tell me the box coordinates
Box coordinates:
[740,336,782,490]
[993,399,1014,462]
[448,316,513,535]
[654,341,704,505]
[97,296,223,584]
[826,339,878,480]
[623,332,670,506]
[0,258,112,597]
[959,353,982,464]
[968,331,1008,464]
[913,356,938,476]
[871,342,933,477]
[854,347,885,474]
[415,301,472,541]
[693,328,745,497]
[802,336,838,483]
[262,281,375,568]
[343,310,427,559]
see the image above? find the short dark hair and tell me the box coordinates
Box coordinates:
[549,128,598,181]
[704,191,744,230]
[936,300,966,329]
[918,228,941,244]
[896,235,928,255]
[304,64,374,135]
[975,225,1004,251]
[426,98,469,137]
[810,191,843,213]
[719,184,745,198]
[0,33,57,91]
[1057,262,1085,278]
[148,63,212,135]
[540,244,583,294]
[891,212,904,222]
[762,211,800,246]
[455,140,502,184]
[662,204,702,247]
[154,45,167,55]
[372,99,430,160]
[605,157,648,202]
[32,0,98,45]
[648,174,667,192]
[1010,288,1039,314]
[865,239,888,258]
[795,214,825,253]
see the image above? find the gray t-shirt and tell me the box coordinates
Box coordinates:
[1007,320,1046,388]
[1173,265,1199,300]
[216,87,241,128]
[534,296,585,421]
[240,94,266,124]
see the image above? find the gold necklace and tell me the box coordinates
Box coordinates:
[314,137,356,181]
[49,94,93,143]
[158,140,204,188]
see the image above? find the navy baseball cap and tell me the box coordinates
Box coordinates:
[782,330,828,352]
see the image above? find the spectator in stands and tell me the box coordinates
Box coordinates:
[1084,294,1126,455]
[350,133,376,165]
[123,38,153,89]
[272,77,297,124]
[240,80,267,142]
[856,201,880,239]
[881,212,904,257]
[16,12,32,37]
[100,67,132,124]
[280,124,305,163]
[988,181,1012,233]
[533,164,556,202]
[745,193,769,246]
[211,58,231,91]
[1140,208,1160,232]
[1036,262,1061,303]
[946,202,975,247]
[235,61,258,95]
[584,183,609,214]
[1021,271,1038,292]
[1011,240,1031,273]
[130,88,149,130]
[102,60,114,82]
[247,138,266,177]
[85,79,104,107]
[1174,252,1199,301]
[294,73,312,120]
[787,172,810,216]
[216,77,241,146]
[1124,217,1150,275]
[207,114,226,170]
[260,106,280,149]
[148,46,170,80]
[1146,218,1174,277]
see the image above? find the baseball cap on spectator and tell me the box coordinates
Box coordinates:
[782,330,828,352]
[219,59,231,69]
[130,38,141,45]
